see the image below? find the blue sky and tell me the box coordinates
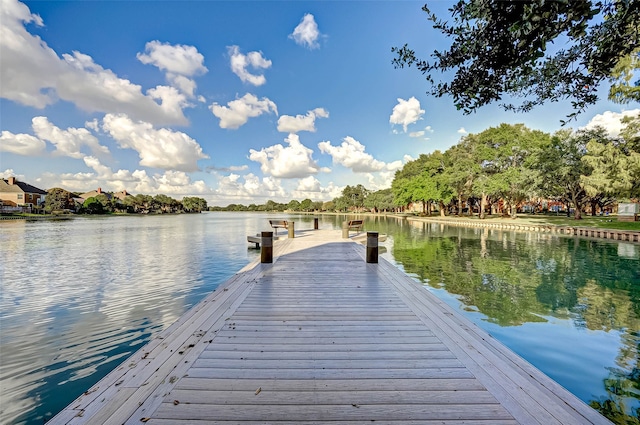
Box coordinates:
[1,0,638,206]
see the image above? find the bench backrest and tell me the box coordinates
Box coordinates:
[269,220,287,227]
[348,220,363,226]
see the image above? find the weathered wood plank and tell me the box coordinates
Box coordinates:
[166,389,499,405]
[145,420,518,425]
[185,367,474,380]
[192,358,464,369]
[173,377,485,392]
[199,349,454,360]
[151,403,514,421]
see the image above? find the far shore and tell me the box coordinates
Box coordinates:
[3,210,639,234]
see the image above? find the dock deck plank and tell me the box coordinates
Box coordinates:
[48,229,611,425]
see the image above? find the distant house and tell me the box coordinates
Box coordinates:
[0,177,47,208]
[113,189,131,202]
[79,187,112,202]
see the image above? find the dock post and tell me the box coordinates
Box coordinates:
[342,221,349,238]
[314,217,319,230]
[366,231,378,263]
[261,231,273,263]
[288,221,295,238]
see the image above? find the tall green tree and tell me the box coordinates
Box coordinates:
[365,188,397,213]
[393,0,640,120]
[469,124,549,218]
[300,198,313,212]
[582,119,640,201]
[443,140,477,216]
[44,188,75,212]
[529,129,592,219]
[82,197,104,214]
[341,184,370,211]
[183,196,208,212]
[287,200,301,211]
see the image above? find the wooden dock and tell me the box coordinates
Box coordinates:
[49,229,611,424]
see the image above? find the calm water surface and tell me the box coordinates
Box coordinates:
[1,213,638,424]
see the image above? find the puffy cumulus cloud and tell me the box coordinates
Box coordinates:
[277,108,329,133]
[583,109,640,137]
[291,176,342,200]
[249,133,324,178]
[0,0,58,108]
[457,127,468,134]
[289,13,322,49]
[136,40,208,98]
[215,173,286,201]
[389,97,424,132]
[361,170,397,191]
[210,93,278,129]
[31,116,109,159]
[228,45,271,86]
[101,113,208,171]
[43,156,210,195]
[0,131,46,156]
[137,41,207,99]
[390,97,424,132]
[137,41,207,77]
[385,160,403,171]
[318,136,388,173]
[296,175,322,192]
[0,1,188,125]
[0,169,26,180]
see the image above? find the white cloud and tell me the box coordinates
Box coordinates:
[207,164,249,173]
[295,175,322,192]
[31,116,109,159]
[389,97,424,132]
[210,93,278,129]
[249,133,323,178]
[43,157,210,196]
[291,176,342,200]
[457,127,468,135]
[0,131,46,156]
[101,113,208,172]
[289,13,322,49]
[0,1,188,125]
[137,41,207,77]
[228,45,271,86]
[409,131,425,138]
[277,108,329,133]
[583,109,640,137]
[386,160,403,171]
[0,169,26,180]
[424,126,434,133]
[215,172,286,200]
[318,136,387,173]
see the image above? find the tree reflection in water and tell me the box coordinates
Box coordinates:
[372,219,639,424]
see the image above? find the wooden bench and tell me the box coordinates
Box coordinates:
[247,235,261,248]
[346,219,363,234]
[269,220,288,235]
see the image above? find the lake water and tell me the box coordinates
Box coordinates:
[0,212,638,424]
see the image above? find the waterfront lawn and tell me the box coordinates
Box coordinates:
[519,214,640,231]
[412,213,640,231]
